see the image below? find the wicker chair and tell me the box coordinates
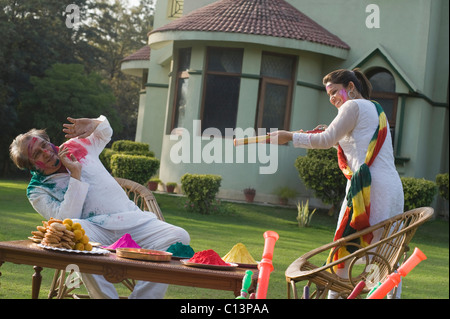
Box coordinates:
[48,177,164,299]
[285,207,434,299]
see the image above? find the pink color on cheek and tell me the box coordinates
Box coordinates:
[339,89,348,102]
[35,161,46,170]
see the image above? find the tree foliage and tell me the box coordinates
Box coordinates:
[19,63,120,146]
[0,0,155,175]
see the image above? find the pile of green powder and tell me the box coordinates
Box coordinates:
[166,242,195,258]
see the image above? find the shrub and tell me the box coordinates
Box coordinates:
[148,177,162,184]
[436,173,449,201]
[112,140,154,157]
[181,173,222,214]
[294,148,346,214]
[112,140,150,153]
[111,154,160,185]
[101,140,155,172]
[401,177,437,211]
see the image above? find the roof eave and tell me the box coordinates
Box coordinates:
[148,30,349,60]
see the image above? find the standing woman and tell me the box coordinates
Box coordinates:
[269,69,404,298]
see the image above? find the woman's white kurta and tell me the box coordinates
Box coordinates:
[292,99,404,231]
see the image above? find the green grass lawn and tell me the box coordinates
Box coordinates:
[0,179,448,299]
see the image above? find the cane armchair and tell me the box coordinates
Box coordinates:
[285,207,434,299]
[48,177,164,299]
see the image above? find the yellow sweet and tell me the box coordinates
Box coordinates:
[84,243,93,251]
[72,222,82,231]
[73,229,83,241]
[81,235,89,244]
[63,219,73,226]
[222,243,257,264]
[74,242,84,251]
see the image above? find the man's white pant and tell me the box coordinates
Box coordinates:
[76,217,190,299]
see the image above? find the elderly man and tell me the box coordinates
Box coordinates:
[10,115,190,298]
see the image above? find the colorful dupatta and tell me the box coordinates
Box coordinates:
[327,101,387,270]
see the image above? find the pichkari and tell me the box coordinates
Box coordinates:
[169,120,279,174]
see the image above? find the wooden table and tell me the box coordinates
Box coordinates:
[0,240,258,299]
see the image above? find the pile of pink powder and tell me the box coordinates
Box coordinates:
[103,233,141,250]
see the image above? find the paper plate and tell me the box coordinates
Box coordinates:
[38,243,110,255]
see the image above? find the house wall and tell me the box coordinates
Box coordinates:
[154,41,329,204]
[136,0,448,207]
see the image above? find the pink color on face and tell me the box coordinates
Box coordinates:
[62,140,88,162]
[27,137,38,159]
[339,88,348,102]
[35,160,46,170]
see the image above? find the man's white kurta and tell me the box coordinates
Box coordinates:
[27,116,156,229]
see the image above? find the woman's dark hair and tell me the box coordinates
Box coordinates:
[322,68,372,99]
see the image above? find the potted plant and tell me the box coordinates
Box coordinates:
[166,182,177,193]
[243,187,256,203]
[147,177,161,191]
[274,186,297,205]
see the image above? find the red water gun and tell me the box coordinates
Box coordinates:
[255,231,279,299]
[367,247,427,299]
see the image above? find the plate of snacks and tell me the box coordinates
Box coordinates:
[31,218,108,255]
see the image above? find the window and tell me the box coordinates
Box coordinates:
[167,0,183,19]
[366,68,398,146]
[201,47,243,135]
[171,47,191,130]
[256,52,296,132]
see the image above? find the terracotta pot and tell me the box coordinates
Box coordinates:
[244,193,255,203]
[147,181,158,191]
[166,185,176,193]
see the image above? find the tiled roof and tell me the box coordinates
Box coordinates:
[122,45,151,62]
[150,0,349,50]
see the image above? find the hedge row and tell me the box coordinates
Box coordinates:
[111,154,160,186]
[100,140,159,185]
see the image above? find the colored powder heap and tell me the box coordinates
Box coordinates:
[166,242,195,258]
[188,249,229,266]
[222,243,257,264]
[104,233,141,250]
